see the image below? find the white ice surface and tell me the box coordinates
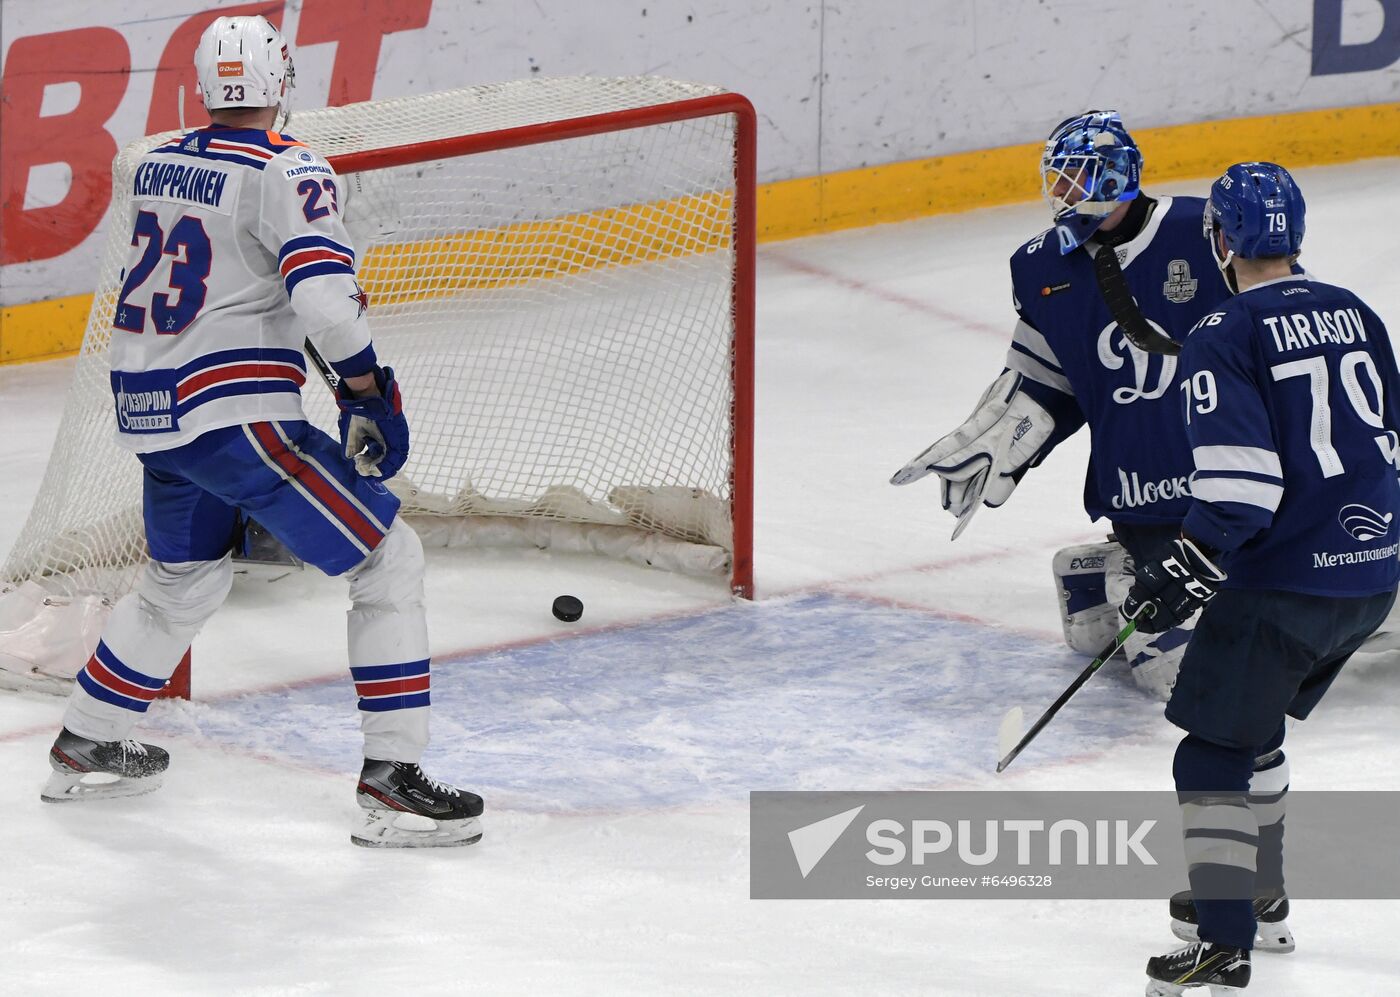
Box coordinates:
[3,160,1400,995]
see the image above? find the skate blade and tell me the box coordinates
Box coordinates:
[1146,983,1243,997]
[40,769,164,803]
[1171,917,1295,954]
[1256,920,1295,953]
[350,808,483,849]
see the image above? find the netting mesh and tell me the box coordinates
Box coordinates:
[3,77,744,602]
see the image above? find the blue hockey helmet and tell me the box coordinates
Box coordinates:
[1204,162,1306,264]
[1040,110,1142,254]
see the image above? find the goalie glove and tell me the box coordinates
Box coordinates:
[336,366,409,479]
[889,371,1055,539]
[1120,537,1227,635]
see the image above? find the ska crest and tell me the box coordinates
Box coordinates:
[1163,259,1198,304]
[349,282,370,319]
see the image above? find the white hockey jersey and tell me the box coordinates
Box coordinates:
[108,126,376,452]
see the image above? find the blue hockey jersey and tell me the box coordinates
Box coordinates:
[1180,276,1400,596]
[1006,196,1231,525]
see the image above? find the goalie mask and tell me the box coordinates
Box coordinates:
[1040,110,1142,254]
[194,15,295,112]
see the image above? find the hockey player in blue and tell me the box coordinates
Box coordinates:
[1124,162,1400,994]
[892,111,1232,699]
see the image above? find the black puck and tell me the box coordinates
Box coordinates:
[552,595,583,622]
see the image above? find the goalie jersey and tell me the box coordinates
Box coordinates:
[1179,277,1400,596]
[108,126,376,452]
[1005,195,1231,525]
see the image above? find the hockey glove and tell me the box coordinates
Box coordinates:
[336,365,409,479]
[890,370,1054,539]
[1120,537,1227,635]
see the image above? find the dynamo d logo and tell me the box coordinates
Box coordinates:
[1339,504,1393,542]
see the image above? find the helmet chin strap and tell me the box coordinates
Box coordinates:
[1210,226,1240,294]
[1224,262,1240,293]
[274,65,294,132]
[1216,249,1239,294]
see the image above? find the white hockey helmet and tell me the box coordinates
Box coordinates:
[194,15,294,111]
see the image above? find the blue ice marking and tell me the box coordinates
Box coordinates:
[150,594,1152,812]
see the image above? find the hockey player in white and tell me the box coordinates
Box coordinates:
[39,16,483,849]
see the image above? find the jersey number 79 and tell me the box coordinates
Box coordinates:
[1270,351,1398,477]
[1185,352,1399,478]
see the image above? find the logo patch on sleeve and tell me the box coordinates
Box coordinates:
[350,283,370,318]
[1163,260,1198,304]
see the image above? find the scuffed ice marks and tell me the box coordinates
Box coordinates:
[147,594,1148,812]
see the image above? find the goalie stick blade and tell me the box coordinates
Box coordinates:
[997,706,1024,762]
[1120,322,1182,357]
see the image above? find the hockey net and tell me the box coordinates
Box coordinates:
[0,77,755,693]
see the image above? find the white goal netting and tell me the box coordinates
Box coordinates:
[1,77,752,687]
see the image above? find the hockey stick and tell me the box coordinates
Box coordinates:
[306,338,396,476]
[303,337,341,392]
[1092,242,1181,356]
[995,612,1147,773]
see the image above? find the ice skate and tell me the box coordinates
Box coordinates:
[1169,889,1294,953]
[41,727,169,803]
[352,759,484,848]
[1146,940,1250,995]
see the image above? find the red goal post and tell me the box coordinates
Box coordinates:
[325,87,757,600]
